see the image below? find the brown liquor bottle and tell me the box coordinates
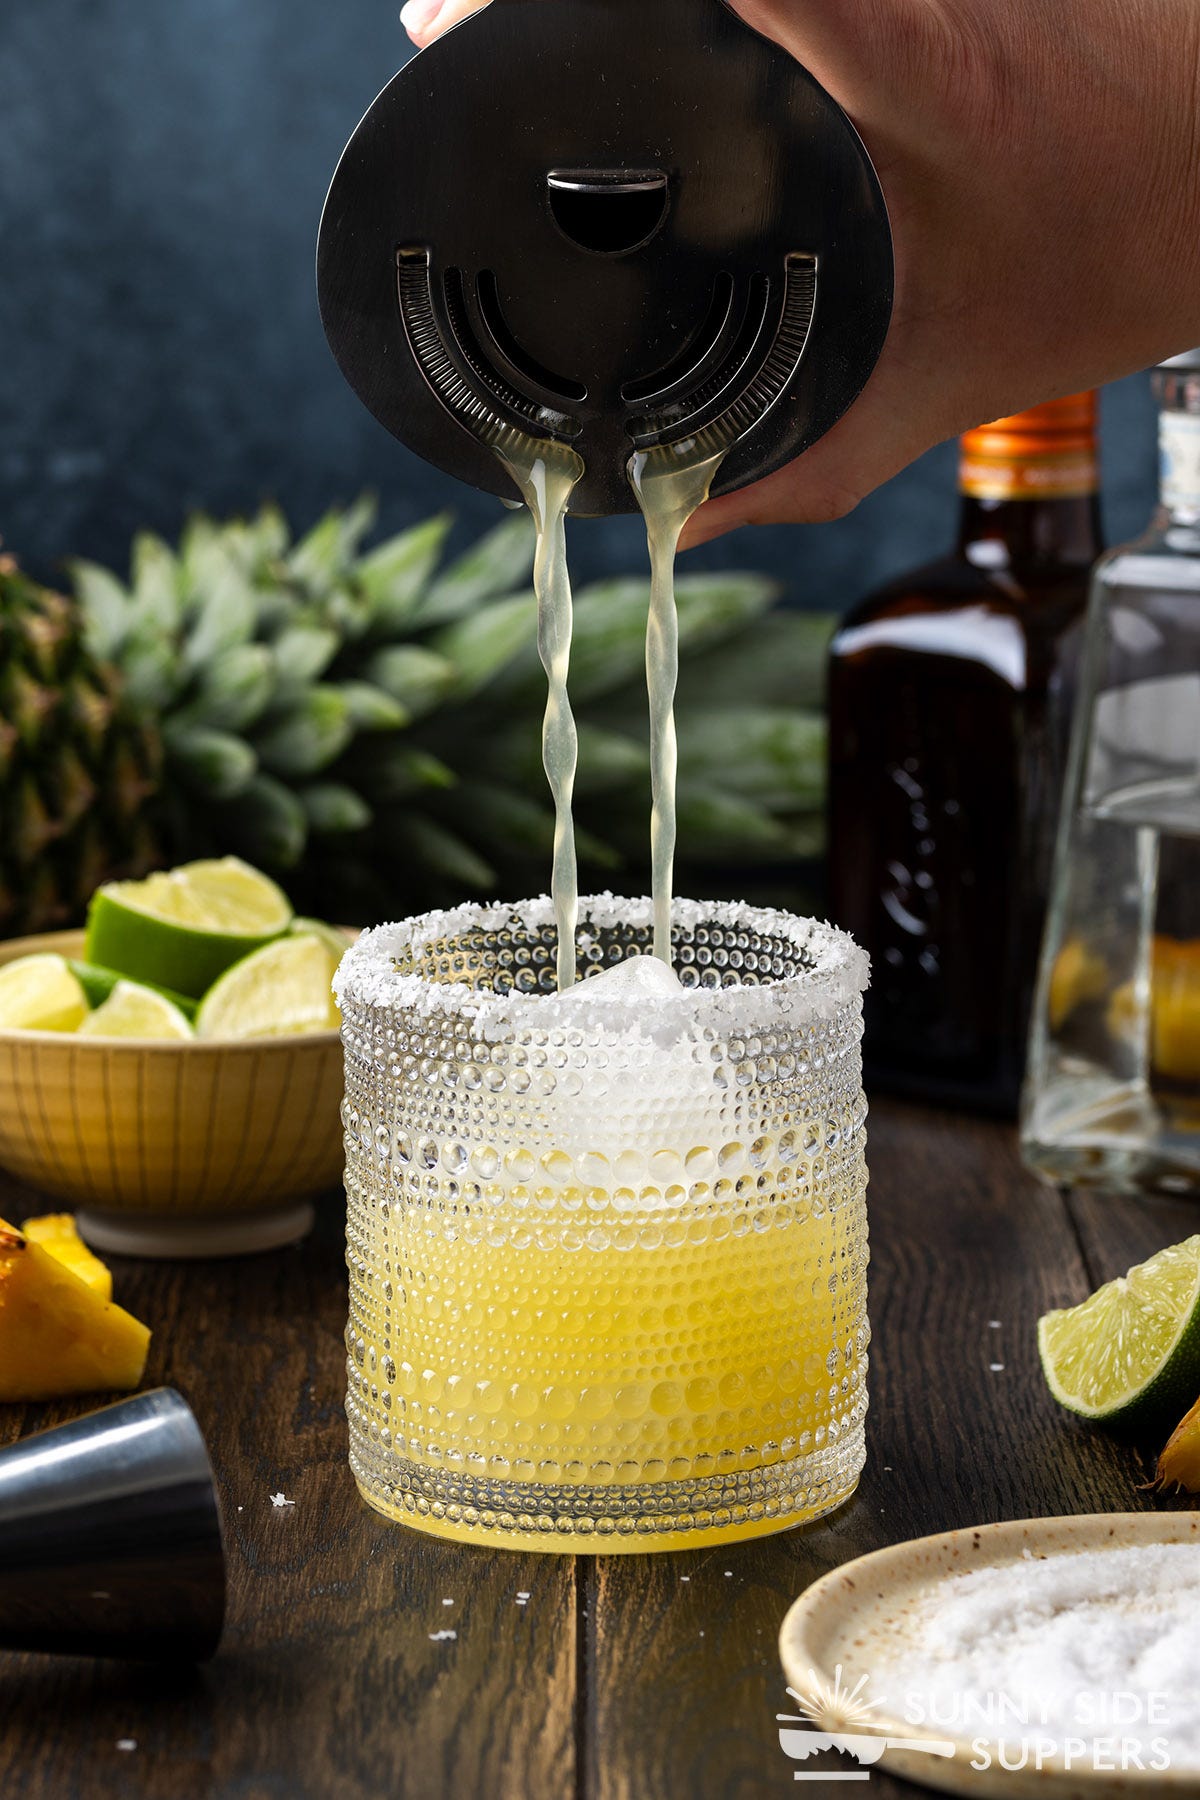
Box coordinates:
[827,394,1102,1114]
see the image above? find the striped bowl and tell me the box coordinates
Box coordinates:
[0,930,345,1258]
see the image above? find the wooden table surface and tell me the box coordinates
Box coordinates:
[0,1096,1194,1800]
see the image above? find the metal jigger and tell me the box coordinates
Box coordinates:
[0,1388,226,1662]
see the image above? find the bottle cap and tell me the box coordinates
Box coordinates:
[959,392,1097,500]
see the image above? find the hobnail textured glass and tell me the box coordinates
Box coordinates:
[337,896,870,1552]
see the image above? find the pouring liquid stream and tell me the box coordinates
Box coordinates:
[493,433,586,992]
[629,441,727,967]
[493,431,724,989]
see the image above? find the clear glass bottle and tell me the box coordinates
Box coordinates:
[1022,352,1200,1194]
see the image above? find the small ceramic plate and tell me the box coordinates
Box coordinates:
[779,1512,1200,1799]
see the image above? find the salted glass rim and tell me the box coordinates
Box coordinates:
[335,895,868,1038]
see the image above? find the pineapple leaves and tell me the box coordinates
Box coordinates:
[253,687,353,778]
[488,719,648,797]
[357,514,452,634]
[335,681,410,732]
[364,646,455,718]
[677,611,834,713]
[363,744,456,802]
[180,551,258,675]
[416,512,536,626]
[171,644,275,734]
[286,494,376,590]
[55,493,829,926]
[163,725,257,800]
[299,782,373,834]
[72,560,133,661]
[493,573,779,706]
[432,592,537,698]
[401,816,495,891]
[674,786,798,859]
[676,709,827,810]
[227,774,308,868]
[272,625,340,686]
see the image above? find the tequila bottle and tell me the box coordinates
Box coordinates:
[828,395,1101,1114]
[1022,352,1200,1194]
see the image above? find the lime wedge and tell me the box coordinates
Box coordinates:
[1039,1234,1200,1432]
[78,980,194,1041]
[195,935,341,1041]
[69,960,198,1021]
[85,857,293,999]
[290,917,355,964]
[0,954,88,1032]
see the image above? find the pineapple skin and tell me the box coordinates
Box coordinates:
[0,1222,149,1401]
[0,555,162,937]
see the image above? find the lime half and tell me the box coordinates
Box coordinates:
[291,917,355,966]
[0,954,88,1032]
[85,858,293,999]
[1039,1234,1200,1433]
[78,980,194,1041]
[69,960,198,1020]
[195,934,341,1041]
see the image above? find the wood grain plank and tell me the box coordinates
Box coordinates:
[0,1191,576,1800]
[586,1098,1180,1800]
[1067,1186,1200,1286]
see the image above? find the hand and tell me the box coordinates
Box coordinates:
[401,0,1200,544]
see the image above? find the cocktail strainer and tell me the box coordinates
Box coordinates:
[317,0,893,516]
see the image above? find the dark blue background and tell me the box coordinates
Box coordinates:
[0,0,1158,601]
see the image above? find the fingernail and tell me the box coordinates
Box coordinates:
[400,0,443,34]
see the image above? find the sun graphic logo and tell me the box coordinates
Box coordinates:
[777,1665,957,1781]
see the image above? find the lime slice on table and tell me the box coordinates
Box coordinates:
[85,858,293,1000]
[290,917,355,966]
[1039,1234,1200,1433]
[195,934,341,1041]
[0,954,88,1032]
[69,960,198,1020]
[78,980,194,1041]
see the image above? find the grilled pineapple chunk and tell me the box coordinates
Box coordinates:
[21,1214,112,1300]
[0,1220,149,1400]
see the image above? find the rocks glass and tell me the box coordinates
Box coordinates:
[337,896,869,1552]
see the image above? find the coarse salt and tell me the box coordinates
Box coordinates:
[870,1544,1200,1765]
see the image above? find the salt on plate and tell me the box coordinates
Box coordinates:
[870,1543,1200,1765]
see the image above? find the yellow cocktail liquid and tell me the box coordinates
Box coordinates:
[348,1164,868,1552]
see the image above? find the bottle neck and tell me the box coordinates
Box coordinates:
[1157,377,1200,533]
[956,392,1101,569]
[956,493,1102,566]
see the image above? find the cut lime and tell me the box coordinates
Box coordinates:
[290,917,355,965]
[1039,1234,1200,1433]
[0,954,88,1032]
[195,934,341,1041]
[85,857,293,999]
[78,980,194,1041]
[69,960,198,1021]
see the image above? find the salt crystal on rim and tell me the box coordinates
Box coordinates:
[334,894,869,1045]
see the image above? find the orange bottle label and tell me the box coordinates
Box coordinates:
[959,392,1098,500]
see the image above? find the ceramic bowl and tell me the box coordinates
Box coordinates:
[0,930,344,1258]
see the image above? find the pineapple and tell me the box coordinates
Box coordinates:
[0,555,161,934]
[1,501,831,934]
[0,1220,149,1401]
